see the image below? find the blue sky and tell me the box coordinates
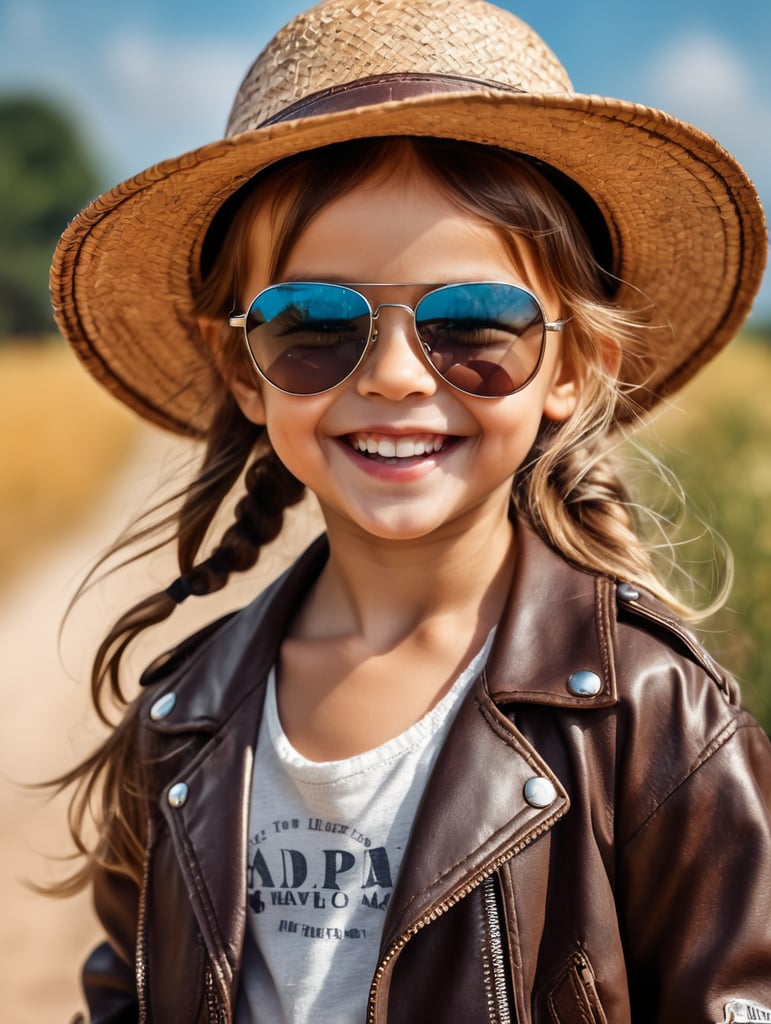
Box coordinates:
[2,0,769,316]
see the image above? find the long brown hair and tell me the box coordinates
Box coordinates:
[50,137,713,891]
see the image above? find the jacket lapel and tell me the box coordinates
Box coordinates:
[380,674,570,953]
[485,522,618,708]
[146,539,329,1007]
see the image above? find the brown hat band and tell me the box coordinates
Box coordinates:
[258,72,523,126]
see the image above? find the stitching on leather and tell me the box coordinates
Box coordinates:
[545,953,594,1024]
[594,577,615,689]
[168,804,234,985]
[393,694,565,917]
[569,965,593,1024]
[620,714,745,848]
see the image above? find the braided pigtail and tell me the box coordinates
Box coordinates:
[516,420,644,580]
[167,445,306,603]
[86,394,304,726]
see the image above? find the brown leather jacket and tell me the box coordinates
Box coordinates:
[79,525,771,1023]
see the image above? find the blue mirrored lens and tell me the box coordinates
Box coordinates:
[245,283,371,394]
[415,283,545,397]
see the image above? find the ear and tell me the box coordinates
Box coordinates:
[542,332,622,422]
[542,347,581,423]
[600,333,623,379]
[198,315,267,425]
[229,374,267,426]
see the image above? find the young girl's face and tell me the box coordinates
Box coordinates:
[230,163,580,547]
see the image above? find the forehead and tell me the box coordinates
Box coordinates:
[245,163,554,303]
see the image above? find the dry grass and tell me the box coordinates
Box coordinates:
[0,340,139,582]
[639,331,771,442]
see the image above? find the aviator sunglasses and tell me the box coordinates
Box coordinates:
[229,281,567,398]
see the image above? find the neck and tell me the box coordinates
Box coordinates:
[293,502,517,651]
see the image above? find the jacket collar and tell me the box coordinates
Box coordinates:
[485,520,618,709]
[146,520,618,736]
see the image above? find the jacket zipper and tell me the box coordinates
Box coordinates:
[482,874,512,1024]
[366,805,564,1022]
[205,964,228,1024]
[135,815,153,1024]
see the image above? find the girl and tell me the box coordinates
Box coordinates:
[51,0,771,1021]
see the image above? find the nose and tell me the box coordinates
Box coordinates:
[355,304,438,400]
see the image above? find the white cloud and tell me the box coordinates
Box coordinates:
[643,31,750,116]
[639,30,771,168]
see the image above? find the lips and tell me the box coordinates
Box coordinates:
[348,432,448,459]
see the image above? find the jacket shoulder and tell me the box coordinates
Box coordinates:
[611,579,739,704]
[139,609,239,689]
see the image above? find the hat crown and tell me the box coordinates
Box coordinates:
[226,0,572,135]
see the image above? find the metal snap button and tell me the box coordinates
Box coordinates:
[149,691,177,721]
[567,670,602,697]
[617,582,640,601]
[523,776,557,809]
[167,782,189,808]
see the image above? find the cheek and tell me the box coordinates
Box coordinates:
[483,380,557,437]
[470,402,544,472]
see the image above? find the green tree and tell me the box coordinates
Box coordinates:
[0,95,101,339]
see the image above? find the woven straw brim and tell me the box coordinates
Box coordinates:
[51,89,767,437]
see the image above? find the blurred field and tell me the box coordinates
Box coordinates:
[0,341,138,582]
[0,333,769,1021]
[0,342,144,1022]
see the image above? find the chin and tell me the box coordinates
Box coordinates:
[360,519,442,542]
[327,505,449,544]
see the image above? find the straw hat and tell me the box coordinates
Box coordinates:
[51,0,767,437]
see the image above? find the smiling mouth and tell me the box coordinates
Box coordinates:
[347,432,450,460]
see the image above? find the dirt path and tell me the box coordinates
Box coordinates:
[0,425,320,1021]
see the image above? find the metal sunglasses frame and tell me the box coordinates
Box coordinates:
[228,280,567,398]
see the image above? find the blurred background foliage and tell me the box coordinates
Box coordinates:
[0,92,769,733]
[0,94,101,337]
[633,332,771,732]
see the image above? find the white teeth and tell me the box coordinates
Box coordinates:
[352,435,445,459]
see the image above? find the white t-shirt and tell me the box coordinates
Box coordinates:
[235,636,493,1024]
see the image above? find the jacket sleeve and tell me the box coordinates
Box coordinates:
[618,708,771,1022]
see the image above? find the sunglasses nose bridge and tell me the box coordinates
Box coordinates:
[369,301,418,342]
[359,300,440,396]
[371,300,416,320]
